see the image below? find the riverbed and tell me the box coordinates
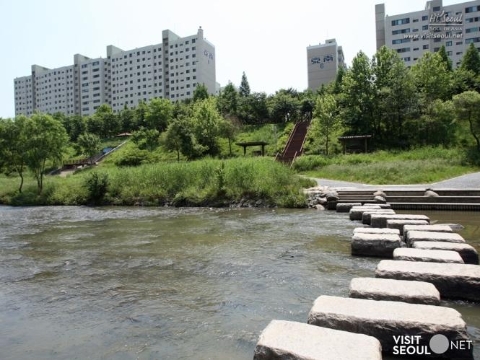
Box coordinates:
[0,206,478,359]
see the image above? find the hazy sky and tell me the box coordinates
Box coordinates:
[1,0,463,118]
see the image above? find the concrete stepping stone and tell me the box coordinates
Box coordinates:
[404,225,454,238]
[336,203,362,213]
[405,231,465,247]
[253,320,382,360]
[354,227,400,236]
[362,210,396,225]
[376,260,480,301]
[352,233,403,258]
[349,206,382,221]
[307,295,471,358]
[371,214,430,228]
[386,219,429,235]
[393,248,464,264]
[412,241,479,265]
[349,277,440,305]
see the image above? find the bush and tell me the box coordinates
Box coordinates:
[85,172,109,205]
[114,148,151,167]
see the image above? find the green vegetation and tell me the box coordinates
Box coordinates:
[294,147,479,184]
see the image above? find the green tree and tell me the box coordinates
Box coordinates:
[460,43,480,76]
[24,113,69,193]
[453,91,480,150]
[438,45,453,72]
[163,117,192,161]
[191,97,224,156]
[119,105,137,132]
[268,90,301,123]
[0,116,29,192]
[146,98,174,132]
[217,82,238,117]
[239,72,251,97]
[77,133,101,164]
[310,94,341,155]
[238,92,270,124]
[94,104,120,138]
[131,128,161,151]
[193,83,209,102]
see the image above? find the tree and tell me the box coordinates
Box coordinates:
[268,90,300,123]
[24,113,69,193]
[453,91,480,150]
[77,133,101,164]
[191,97,224,156]
[94,104,120,138]
[217,82,238,117]
[119,105,137,132]
[310,94,340,155]
[239,72,251,97]
[193,83,209,102]
[0,116,29,192]
[220,117,240,156]
[460,43,480,76]
[238,92,270,125]
[163,117,192,161]
[438,45,453,72]
[131,128,161,151]
[145,98,173,132]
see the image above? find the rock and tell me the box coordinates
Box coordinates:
[349,277,440,305]
[370,214,430,228]
[373,190,387,198]
[315,204,325,211]
[424,189,439,197]
[317,197,328,205]
[253,320,382,360]
[354,227,400,236]
[307,295,471,358]
[376,260,480,301]
[403,225,453,239]
[386,219,431,235]
[362,210,396,225]
[349,206,382,221]
[326,191,339,202]
[412,241,479,265]
[393,248,464,264]
[351,233,403,258]
[374,195,386,203]
[336,203,362,213]
[405,231,465,247]
[440,223,465,232]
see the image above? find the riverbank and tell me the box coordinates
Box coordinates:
[0,158,315,208]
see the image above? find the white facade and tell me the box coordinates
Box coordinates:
[307,39,345,90]
[14,28,216,117]
[376,0,480,68]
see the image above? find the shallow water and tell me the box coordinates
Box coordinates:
[0,206,478,359]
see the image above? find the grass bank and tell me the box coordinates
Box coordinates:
[294,147,480,184]
[0,158,315,208]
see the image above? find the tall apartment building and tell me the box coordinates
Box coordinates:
[376,0,480,68]
[307,39,345,90]
[14,28,216,117]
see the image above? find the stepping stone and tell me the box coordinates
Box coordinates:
[354,227,400,236]
[412,241,479,265]
[371,214,430,228]
[336,203,362,213]
[307,295,471,358]
[253,320,382,360]
[349,206,381,221]
[375,260,480,301]
[405,231,465,247]
[349,277,440,305]
[386,220,429,235]
[393,248,464,264]
[403,224,454,238]
[362,210,396,225]
[351,233,403,258]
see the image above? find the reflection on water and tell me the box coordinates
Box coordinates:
[0,206,478,359]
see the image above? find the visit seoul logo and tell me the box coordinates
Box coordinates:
[392,334,472,356]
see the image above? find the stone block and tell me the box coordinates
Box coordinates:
[349,277,440,305]
[352,233,403,258]
[354,227,400,236]
[393,248,464,264]
[376,260,480,301]
[386,220,429,235]
[412,241,479,265]
[370,214,430,228]
[336,203,362,213]
[405,231,465,247]
[253,320,382,360]
[349,206,382,221]
[362,210,396,225]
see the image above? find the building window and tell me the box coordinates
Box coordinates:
[466,27,479,33]
[432,6,441,11]
[392,38,411,44]
[396,47,411,53]
[392,18,410,26]
[466,6,480,13]
[466,16,480,23]
[466,37,480,44]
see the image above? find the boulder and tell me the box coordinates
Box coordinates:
[376,260,480,301]
[424,189,440,197]
[370,214,430,228]
[349,277,440,305]
[393,248,464,264]
[362,210,396,225]
[386,219,429,235]
[373,190,387,198]
[314,204,325,211]
[354,227,400,236]
[405,231,465,247]
[336,203,362,213]
[308,295,471,358]
[253,320,382,360]
[351,233,403,258]
[374,195,387,203]
[412,241,479,265]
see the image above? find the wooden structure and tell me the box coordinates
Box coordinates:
[338,135,372,154]
[236,141,268,156]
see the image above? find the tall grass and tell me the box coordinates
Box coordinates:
[293,147,479,184]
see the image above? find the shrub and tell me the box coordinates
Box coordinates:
[85,172,109,205]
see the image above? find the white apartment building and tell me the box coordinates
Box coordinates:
[307,39,345,90]
[376,0,480,68]
[14,28,216,117]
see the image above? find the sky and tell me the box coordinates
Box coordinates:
[0,0,464,118]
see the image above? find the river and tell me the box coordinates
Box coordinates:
[0,206,479,359]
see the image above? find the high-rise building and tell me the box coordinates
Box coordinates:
[14,28,216,117]
[376,0,480,68]
[307,39,345,91]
